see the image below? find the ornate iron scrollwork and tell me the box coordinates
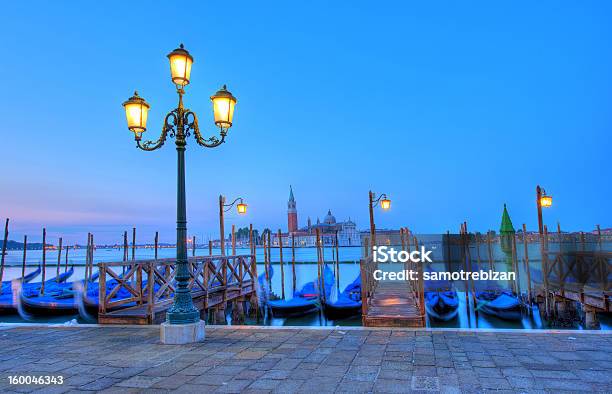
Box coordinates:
[185,110,226,148]
[136,111,178,151]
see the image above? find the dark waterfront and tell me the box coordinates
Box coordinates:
[1,241,610,330]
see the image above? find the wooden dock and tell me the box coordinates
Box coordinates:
[360,253,426,327]
[362,281,424,327]
[97,255,257,325]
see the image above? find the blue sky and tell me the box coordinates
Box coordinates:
[0,1,610,244]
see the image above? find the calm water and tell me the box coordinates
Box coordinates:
[1,244,609,330]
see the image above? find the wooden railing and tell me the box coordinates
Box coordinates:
[359,255,378,317]
[541,250,611,311]
[97,254,256,316]
[359,240,425,319]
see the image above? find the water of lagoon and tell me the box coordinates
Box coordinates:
[1,245,609,330]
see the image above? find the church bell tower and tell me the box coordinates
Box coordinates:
[288,185,298,233]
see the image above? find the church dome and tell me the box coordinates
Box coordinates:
[324,209,336,224]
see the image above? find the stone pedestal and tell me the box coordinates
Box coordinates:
[160,320,206,344]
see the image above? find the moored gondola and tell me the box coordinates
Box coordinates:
[322,274,361,320]
[425,290,459,321]
[268,266,334,317]
[0,267,74,314]
[20,271,99,316]
[424,266,459,321]
[475,290,523,320]
[0,266,42,294]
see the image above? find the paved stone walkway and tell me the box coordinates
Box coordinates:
[0,326,610,393]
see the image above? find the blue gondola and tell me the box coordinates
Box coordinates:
[268,266,334,317]
[424,267,459,321]
[475,289,522,320]
[0,268,74,314]
[425,290,459,321]
[0,266,42,296]
[323,274,361,320]
[20,271,99,316]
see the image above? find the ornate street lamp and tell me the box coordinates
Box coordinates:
[218,196,247,256]
[368,191,391,249]
[535,185,552,236]
[122,44,237,343]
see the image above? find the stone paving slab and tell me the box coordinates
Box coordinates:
[0,326,609,393]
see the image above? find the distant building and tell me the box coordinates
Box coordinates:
[272,187,361,247]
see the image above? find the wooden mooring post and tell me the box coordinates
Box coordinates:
[522,224,533,308]
[122,231,128,275]
[21,235,27,280]
[319,230,326,303]
[90,233,95,281]
[278,229,285,299]
[263,232,269,287]
[0,218,8,284]
[131,227,136,261]
[266,231,272,289]
[249,223,259,320]
[40,228,47,295]
[154,231,159,260]
[56,237,62,282]
[596,224,602,251]
[291,233,296,294]
[335,230,340,293]
[232,225,236,256]
[192,235,196,257]
[64,244,69,272]
[315,228,324,302]
[485,230,493,271]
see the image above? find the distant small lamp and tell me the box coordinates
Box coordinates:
[380,197,391,210]
[237,200,248,215]
[167,44,193,87]
[211,85,237,130]
[540,194,552,208]
[122,91,150,138]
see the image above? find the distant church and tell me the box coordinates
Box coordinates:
[273,186,360,247]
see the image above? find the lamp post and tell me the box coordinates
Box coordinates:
[535,185,553,236]
[218,196,247,256]
[368,191,391,249]
[122,44,237,343]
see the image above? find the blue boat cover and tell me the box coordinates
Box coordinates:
[327,274,361,308]
[269,266,335,309]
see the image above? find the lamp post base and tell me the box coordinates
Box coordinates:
[160,320,206,344]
